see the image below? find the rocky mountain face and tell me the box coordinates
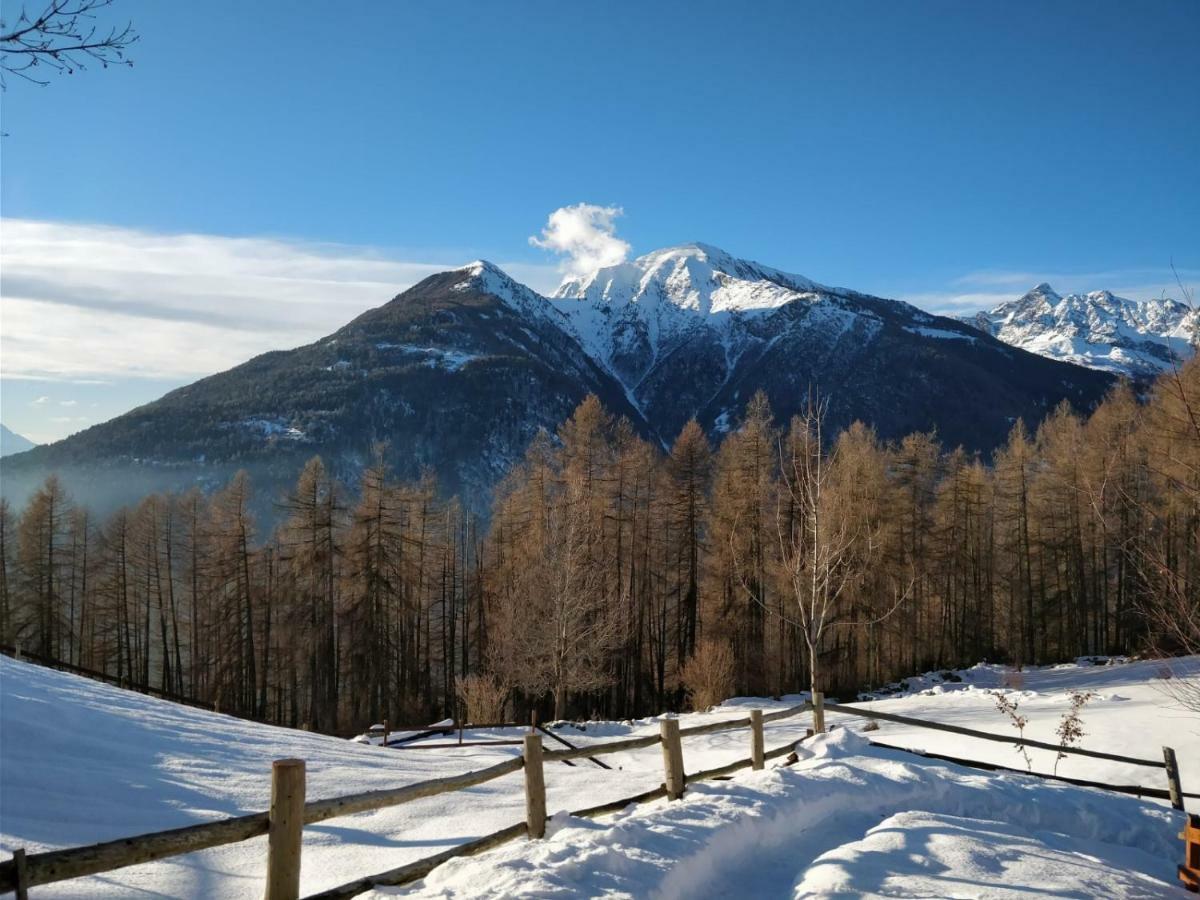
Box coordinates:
[1,263,646,515]
[2,247,1117,518]
[960,283,1197,378]
[552,244,1113,449]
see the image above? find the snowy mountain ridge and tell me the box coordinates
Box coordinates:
[553,242,829,314]
[2,244,1116,518]
[452,259,572,329]
[961,282,1198,378]
[550,243,829,377]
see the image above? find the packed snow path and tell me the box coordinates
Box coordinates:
[1,655,1196,897]
[389,730,1183,899]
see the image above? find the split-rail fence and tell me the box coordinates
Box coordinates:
[1,692,1193,899]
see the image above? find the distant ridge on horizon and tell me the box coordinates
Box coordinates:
[0,424,38,459]
[959,283,1197,379]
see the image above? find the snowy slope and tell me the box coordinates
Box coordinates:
[396,730,1182,899]
[962,283,1198,378]
[3,655,1197,898]
[545,242,1090,448]
[550,242,833,394]
[393,658,1199,898]
[451,260,571,331]
[0,656,812,898]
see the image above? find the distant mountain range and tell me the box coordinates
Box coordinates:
[0,424,37,458]
[2,245,1117,516]
[959,283,1197,378]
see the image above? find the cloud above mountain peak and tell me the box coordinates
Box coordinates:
[529,203,631,278]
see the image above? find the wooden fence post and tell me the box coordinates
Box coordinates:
[1165,746,1184,811]
[265,759,305,900]
[523,734,547,839]
[812,691,826,734]
[660,719,685,800]
[750,710,765,771]
[382,719,389,749]
[12,848,28,900]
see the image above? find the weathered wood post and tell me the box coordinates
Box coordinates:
[12,848,28,900]
[660,718,685,800]
[812,691,826,734]
[1165,746,1184,811]
[523,734,547,839]
[382,719,389,749]
[265,758,305,900]
[750,709,765,771]
[530,708,538,734]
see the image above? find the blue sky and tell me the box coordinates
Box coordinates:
[2,0,1198,442]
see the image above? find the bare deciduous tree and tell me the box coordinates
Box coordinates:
[767,395,904,699]
[1,0,136,88]
[492,481,625,720]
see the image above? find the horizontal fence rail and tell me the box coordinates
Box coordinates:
[866,741,1200,802]
[0,756,526,894]
[822,701,1168,768]
[306,732,809,900]
[2,684,1190,899]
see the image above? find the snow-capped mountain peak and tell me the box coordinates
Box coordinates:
[543,243,852,435]
[453,259,566,325]
[554,242,825,316]
[962,284,1198,378]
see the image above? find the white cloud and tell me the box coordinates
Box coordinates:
[529,203,631,278]
[30,395,49,405]
[0,218,559,381]
[59,400,78,407]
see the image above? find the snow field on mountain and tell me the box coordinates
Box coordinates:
[1,655,1196,898]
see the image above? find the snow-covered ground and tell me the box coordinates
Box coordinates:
[1,655,1196,898]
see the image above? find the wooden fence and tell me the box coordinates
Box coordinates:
[0,692,1191,899]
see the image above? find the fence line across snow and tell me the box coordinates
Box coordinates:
[1,688,1190,899]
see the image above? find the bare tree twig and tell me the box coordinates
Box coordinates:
[1,0,137,88]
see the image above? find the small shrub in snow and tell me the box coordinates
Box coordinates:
[992,692,1033,772]
[680,639,736,712]
[455,673,509,724]
[1053,690,1096,775]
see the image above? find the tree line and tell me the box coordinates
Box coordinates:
[2,358,1197,730]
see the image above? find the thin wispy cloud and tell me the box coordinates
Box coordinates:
[529,203,631,278]
[0,219,559,381]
